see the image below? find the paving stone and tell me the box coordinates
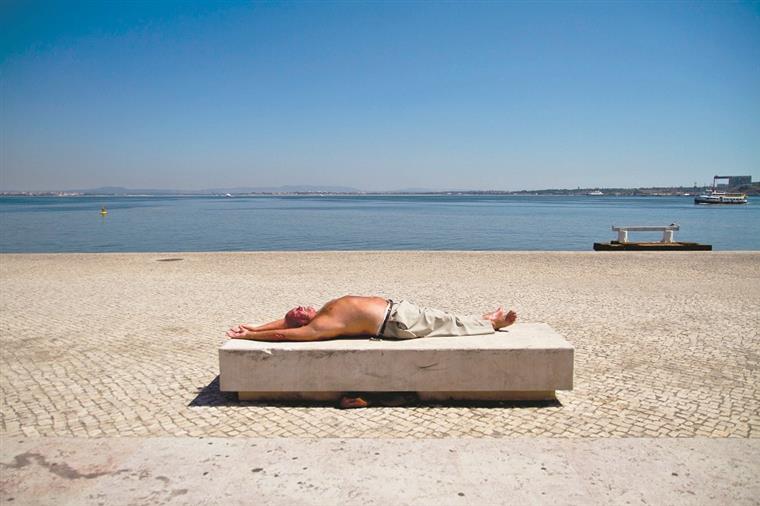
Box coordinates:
[1,252,759,439]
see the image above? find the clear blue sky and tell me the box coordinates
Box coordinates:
[1,1,759,191]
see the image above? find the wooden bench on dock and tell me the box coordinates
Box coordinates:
[219,323,574,403]
[594,224,711,251]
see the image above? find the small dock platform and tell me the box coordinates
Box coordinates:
[594,241,712,251]
[594,224,712,251]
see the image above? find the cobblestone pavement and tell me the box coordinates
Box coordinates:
[1,252,759,438]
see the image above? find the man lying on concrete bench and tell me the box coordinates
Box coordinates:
[226,295,517,341]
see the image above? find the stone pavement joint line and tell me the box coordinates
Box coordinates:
[1,252,759,438]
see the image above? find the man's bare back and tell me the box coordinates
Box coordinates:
[226,295,516,342]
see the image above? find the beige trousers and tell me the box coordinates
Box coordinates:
[380,300,494,339]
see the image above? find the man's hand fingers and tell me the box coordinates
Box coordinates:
[226,327,248,339]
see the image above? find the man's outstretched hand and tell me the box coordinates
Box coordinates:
[226,325,249,339]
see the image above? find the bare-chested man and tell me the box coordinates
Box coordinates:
[226,296,516,342]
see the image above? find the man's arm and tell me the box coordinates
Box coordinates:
[241,318,287,332]
[226,325,325,342]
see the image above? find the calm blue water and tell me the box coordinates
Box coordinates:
[0,195,758,252]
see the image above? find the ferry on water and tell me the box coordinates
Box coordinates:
[694,176,748,205]
[694,191,747,205]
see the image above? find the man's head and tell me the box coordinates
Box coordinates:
[284,306,317,328]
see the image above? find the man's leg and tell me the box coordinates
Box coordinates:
[383,300,516,339]
[412,306,496,337]
[418,306,517,336]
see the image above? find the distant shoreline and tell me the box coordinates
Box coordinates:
[3,186,759,197]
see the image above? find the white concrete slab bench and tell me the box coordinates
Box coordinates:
[612,224,679,244]
[218,322,574,402]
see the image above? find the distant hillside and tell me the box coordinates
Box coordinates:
[77,185,361,195]
[206,185,362,194]
[390,187,438,193]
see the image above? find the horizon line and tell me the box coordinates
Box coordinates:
[3,182,758,196]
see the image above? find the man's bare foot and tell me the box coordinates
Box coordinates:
[484,308,517,330]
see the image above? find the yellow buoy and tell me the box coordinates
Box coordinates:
[100,207,108,216]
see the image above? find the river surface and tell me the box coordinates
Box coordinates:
[1,195,758,252]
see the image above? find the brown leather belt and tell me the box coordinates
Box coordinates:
[377,299,394,337]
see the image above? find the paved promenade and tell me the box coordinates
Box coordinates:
[1,252,759,439]
[3,437,759,505]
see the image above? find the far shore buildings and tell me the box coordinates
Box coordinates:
[716,175,752,187]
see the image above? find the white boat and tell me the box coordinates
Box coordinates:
[694,175,747,204]
[694,191,747,204]
[587,190,604,196]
